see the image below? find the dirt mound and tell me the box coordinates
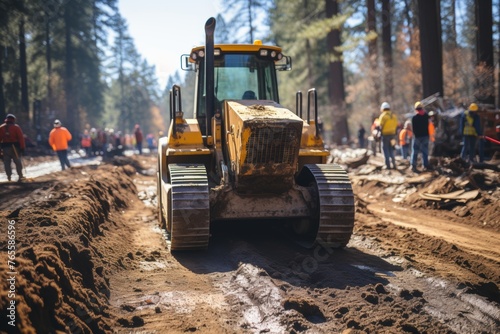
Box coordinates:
[0,163,137,334]
[350,155,500,233]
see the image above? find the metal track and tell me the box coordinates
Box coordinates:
[168,164,210,250]
[298,164,355,249]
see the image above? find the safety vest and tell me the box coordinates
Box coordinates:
[428,122,435,142]
[463,111,477,136]
[379,111,398,135]
[399,128,413,146]
[81,135,91,148]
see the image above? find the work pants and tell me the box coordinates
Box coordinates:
[56,150,71,170]
[2,145,23,179]
[381,135,396,169]
[411,136,429,168]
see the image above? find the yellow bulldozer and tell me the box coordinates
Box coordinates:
[157,18,355,251]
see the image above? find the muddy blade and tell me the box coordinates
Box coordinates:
[300,164,355,248]
[168,164,210,250]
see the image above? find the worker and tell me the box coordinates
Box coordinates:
[428,111,436,156]
[358,124,366,148]
[81,129,92,157]
[0,114,25,182]
[134,124,143,155]
[378,102,398,169]
[399,120,413,160]
[370,117,381,156]
[49,119,72,170]
[411,102,430,172]
[459,103,483,163]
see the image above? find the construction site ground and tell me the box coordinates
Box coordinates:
[0,150,499,334]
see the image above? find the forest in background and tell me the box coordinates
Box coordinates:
[0,0,499,145]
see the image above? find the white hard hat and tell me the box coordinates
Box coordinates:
[380,102,390,111]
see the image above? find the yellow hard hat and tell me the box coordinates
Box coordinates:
[414,101,423,109]
[469,103,478,111]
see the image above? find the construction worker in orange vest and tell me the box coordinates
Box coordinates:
[399,120,413,160]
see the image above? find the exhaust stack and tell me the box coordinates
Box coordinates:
[204,17,216,138]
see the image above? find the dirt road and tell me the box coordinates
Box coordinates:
[0,154,499,333]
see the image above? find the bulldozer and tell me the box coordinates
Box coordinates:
[157,18,355,251]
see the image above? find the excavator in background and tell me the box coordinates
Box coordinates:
[157,18,355,251]
[419,93,500,158]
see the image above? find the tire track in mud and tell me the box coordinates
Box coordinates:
[349,234,500,334]
[107,157,499,333]
[195,214,499,333]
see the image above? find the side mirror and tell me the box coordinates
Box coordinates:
[276,55,292,71]
[181,55,194,71]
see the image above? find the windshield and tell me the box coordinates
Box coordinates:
[196,53,279,117]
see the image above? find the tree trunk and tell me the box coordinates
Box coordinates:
[449,0,459,98]
[0,46,5,119]
[305,0,314,90]
[64,5,77,139]
[45,18,52,111]
[417,0,443,98]
[325,0,349,145]
[19,17,29,121]
[247,0,254,43]
[381,0,393,100]
[474,0,494,105]
[366,0,379,107]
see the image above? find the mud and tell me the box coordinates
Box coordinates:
[0,153,499,333]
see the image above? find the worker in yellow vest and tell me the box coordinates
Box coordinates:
[378,102,398,169]
[459,103,483,163]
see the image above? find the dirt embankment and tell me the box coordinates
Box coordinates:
[0,160,139,334]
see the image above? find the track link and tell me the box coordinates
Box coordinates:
[168,164,210,250]
[298,164,355,248]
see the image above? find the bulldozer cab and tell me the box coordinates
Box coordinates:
[183,43,291,135]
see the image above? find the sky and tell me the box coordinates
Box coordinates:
[118,0,222,89]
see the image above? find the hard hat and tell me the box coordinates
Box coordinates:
[428,111,435,116]
[380,102,390,111]
[5,114,16,120]
[469,103,478,111]
[404,120,412,128]
[414,101,423,109]
[54,119,62,127]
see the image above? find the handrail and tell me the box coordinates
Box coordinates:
[296,91,303,118]
[307,88,319,137]
[169,89,175,136]
[170,84,182,136]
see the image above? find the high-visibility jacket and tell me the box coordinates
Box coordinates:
[81,134,91,148]
[399,128,413,146]
[49,127,72,151]
[378,111,398,135]
[428,122,435,142]
[460,110,481,136]
[0,121,25,150]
